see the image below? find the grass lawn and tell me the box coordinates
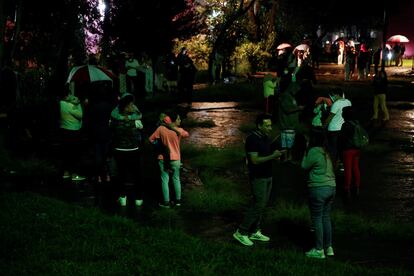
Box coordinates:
[1,192,412,275]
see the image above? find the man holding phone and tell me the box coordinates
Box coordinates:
[233,114,285,246]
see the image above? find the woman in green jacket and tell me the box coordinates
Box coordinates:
[301,130,336,259]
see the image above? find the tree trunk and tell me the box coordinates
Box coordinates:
[381,8,388,72]
[207,0,257,83]
[100,0,111,67]
[0,0,6,67]
[10,0,23,61]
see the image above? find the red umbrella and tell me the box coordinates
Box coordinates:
[387,35,410,43]
[66,65,116,84]
[276,43,292,50]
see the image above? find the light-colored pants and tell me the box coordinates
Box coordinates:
[159,160,181,202]
[372,94,389,120]
[337,50,343,65]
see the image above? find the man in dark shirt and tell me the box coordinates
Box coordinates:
[233,114,285,246]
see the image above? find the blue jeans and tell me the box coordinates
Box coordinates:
[239,177,272,235]
[308,185,336,250]
[158,160,181,202]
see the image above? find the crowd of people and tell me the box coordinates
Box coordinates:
[1,37,396,259]
[106,47,196,103]
[59,77,190,207]
[60,38,392,259]
[234,40,391,258]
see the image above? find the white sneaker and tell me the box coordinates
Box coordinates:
[118,196,127,207]
[326,246,334,256]
[305,248,326,259]
[135,199,143,207]
[249,230,270,242]
[72,174,86,181]
[233,230,253,246]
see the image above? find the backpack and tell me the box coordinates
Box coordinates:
[349,121,369,148]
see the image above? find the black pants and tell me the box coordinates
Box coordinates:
[60,128,82,175]
[113,149,142,199]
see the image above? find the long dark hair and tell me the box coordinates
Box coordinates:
[118,94,134,114]
[308,129,331,163]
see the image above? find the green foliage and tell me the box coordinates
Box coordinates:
[174,35,211,70]
[234,41,273,72]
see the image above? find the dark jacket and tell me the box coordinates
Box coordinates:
[338,120,357,151]
[111,120,141,150]
[372,74,388,95]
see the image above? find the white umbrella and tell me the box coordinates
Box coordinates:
[387,35,409,43]
[276,43,292,50]
[294,44,310,52]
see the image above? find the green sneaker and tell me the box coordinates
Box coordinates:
[249,230,270,242]
[305,248,326,259]
[326,246,334,256]
[233,230,253,246]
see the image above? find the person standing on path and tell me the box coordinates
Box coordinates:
[301,129,336,259]
[263,73,279,114]
[233,114,285,246]
[149,111,189,208]
[278,82,304,160]
[371,70,390,121]
[339,106,362,198]
[176,47,197,104]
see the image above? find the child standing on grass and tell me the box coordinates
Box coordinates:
[301,129,336,259]
[149,111,189,208]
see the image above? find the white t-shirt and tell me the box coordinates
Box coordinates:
[328,98,351,131]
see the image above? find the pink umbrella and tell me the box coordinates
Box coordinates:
[276,43,292,50]
[66,65,116,84]
[387,35,410,43]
